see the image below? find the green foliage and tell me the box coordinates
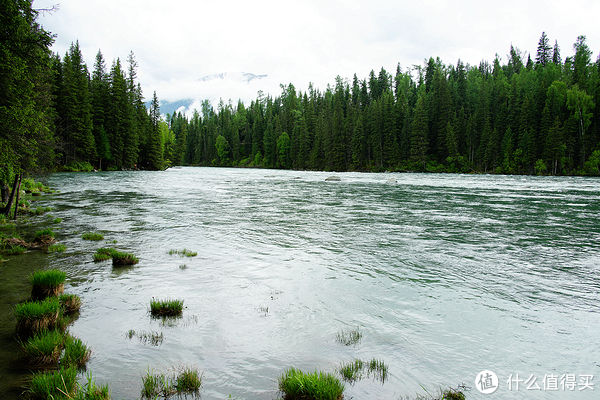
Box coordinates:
[93,247,117,262]
[31,269,66,287]
[21,330,64,365]
[215,134,231,165]
[48,243,66,253]
[168,248,197,257]
[335,327,362,346]
[59,294,81,315]
[111,251,139,266]
[34,228,55,239]
[141,370,173,399]
[14,298,60,321]
[339,359,364,382]
[534,159,548,175]
[28,366,78,399]
[278,368,344,400]
[338,358,388,383]
[174,367,202,393]
[150,298,184,317]
[1,244,26,255]
[82,232,104,241]
[60,335,91,369]
[63,161,94,172]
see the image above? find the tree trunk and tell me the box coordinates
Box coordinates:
[2,174,20,217]
[12,174,22,220]
[1,184,9,203]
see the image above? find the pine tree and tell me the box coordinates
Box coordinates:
[535,32,552,66]
[147,91,163,170]
[410,94,429,169]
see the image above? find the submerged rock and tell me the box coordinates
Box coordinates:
[325,176,341,182]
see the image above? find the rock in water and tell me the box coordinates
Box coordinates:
[325,176,341,182]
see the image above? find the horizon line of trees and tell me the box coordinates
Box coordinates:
[168,32,600,176]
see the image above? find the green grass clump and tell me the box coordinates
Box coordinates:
[60,335,91,369]
[34,228,55,239]
[29,206,53,215]
[141,370,174,399]
[28,366,78,399]
[366,358,388,383]
[59,294,81,315]
[21,330,64,365]
[52,217,62,223]
[279,368,344,400]
[31,269,66,299]
[339,359,364,382]
[82,232,104,241]
[175,367,202,393]
[441,389,466,400]
[335,327,362,346]
[168,248,198,257]
[74,373,110,400]
[150,298,184,317]
[1,244,26,255]
[93,247,117,262]
[48,243,66,253]
[14,297,60,336]
[112,251,139,266]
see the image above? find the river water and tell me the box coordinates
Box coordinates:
[1,167,599,399]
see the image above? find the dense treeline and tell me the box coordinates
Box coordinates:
[169,32,600,175]
[1,1,167,215]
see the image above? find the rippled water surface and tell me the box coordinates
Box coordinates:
[1,168,600,399]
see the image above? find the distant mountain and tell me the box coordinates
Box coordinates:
[144,98,194,116]
[198,72,268,83]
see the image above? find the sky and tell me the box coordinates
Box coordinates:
[34,0,600,114]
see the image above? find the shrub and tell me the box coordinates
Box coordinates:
[150,298,184,317]
[279,368,344,400]
[82,232,104,241]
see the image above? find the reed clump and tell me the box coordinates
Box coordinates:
[21,330,64,366]
[59,294,81,315]
[111,251,139,266]
[14,297,60,337]
[31,269,66,300]
[279,367,344,400]
[150,298,184,317]
[82,232,104,241]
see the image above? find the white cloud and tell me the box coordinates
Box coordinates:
[35,0,600,111]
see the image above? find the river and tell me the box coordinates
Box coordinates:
[1,167,599,399]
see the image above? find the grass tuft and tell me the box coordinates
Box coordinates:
[1,244,26,255]
[48,243,66,253]
[59,294,81,315]
[82,232,104,241]
[51,217,62,224]
[14,297,60,336]
[112,251,139,266]
[441,389,466,400]
[21,330,64,366]
[279,368,344,400]
[367,358,388,383]
[126,329,164,346]
[31,269,66,300]
[168,248,198,257]
[93,247,117,262]
[34,228,55,239]
[335,327,362,346]
[339,359,364,382]
[150,298,184,317]
[60,335,91,369]
[28,366,78,399]
[175,367,202,393]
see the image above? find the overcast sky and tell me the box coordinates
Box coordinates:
[35,0,600,112]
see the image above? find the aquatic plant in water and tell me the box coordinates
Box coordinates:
[14,297,60,336]
[112,251,139,266]
[82,232,104,241]
[93,247,117,262]
[168,248,198,257]
[335,327,362,346]
[47,243,66,253]
[150,298,184,317]
[21,330,64,366]
[31,269,66,300]
[60,335,91,369]
[279,367,344,400]
[59,294,81,315]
